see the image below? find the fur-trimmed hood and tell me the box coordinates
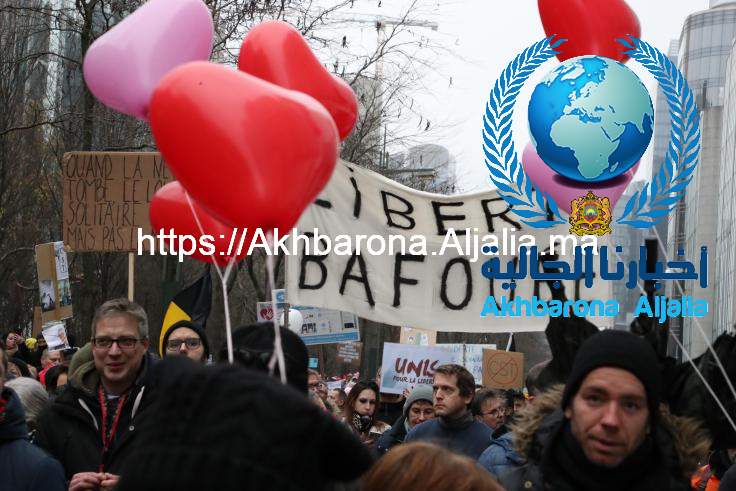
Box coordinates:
[510,385,711,480]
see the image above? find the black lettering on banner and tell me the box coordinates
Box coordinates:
[339,252,375,307]
[480,197,522,232]
[431,201,466,236]
[315,199,332,209]
[299,233,328,289]
[440,258,472,310]
[381,191,415,230]
[346,166,362,219]
[392,254,425,307]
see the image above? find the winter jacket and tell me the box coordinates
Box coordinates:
[0,387,66,491]
[477,429,525,477]
[404,412,492,459]
[375,415,409,456]
[499,386,710,491]
[34,352,158,479]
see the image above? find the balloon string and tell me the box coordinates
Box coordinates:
[266,231,287,385]
[184,191,235,363]
[650,226,736,405]
[612,247,736,434]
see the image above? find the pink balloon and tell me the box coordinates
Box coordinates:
[83,0,213,120]
[521,143,637,215]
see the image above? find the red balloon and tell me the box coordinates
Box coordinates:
[538,0,641,63]
[238,21,358,141]
[150,61,339,233]
[150,181,250,266]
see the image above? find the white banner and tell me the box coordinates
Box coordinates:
[439,343,497,383]
[286,161,612,332]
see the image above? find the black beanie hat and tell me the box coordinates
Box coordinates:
[561,330,661,418]
[162,320,210,360]
[116,358,373,491]
[224,322,309,394]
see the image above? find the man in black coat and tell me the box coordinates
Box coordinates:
[499,330,710,491]
[0,345,66,490]
[35,298,158,491]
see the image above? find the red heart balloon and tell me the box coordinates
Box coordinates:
[538,0,641,63]
[238,20,358,141]
[150,181,250,266]
[150,61,339,232]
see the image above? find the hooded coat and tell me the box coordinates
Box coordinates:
[0,387,66,490]
[34,351,158,479]
[477,429,525,477]
[498,386,710,491]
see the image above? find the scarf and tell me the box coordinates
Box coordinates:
[439,410,474,430]
[542,422,668,491]
[352,413,373,433]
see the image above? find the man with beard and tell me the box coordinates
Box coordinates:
[499,330,710,490]
[404,364,491,459]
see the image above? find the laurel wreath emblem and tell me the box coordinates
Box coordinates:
[482,36,700,230]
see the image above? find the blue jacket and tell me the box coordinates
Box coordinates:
[477,430,525,477]
[376,415,408,456]
[405,413,492,459]
[0,388,66,491]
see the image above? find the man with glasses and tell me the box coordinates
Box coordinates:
[160,320,209,364]
[36,298,158,491]
[472,389,508,432]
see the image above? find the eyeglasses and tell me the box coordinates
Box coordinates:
[166,338,202,351]
[91,336,143,350]
[481,408,504,418]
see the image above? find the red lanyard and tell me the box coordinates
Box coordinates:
[97,386,128,473]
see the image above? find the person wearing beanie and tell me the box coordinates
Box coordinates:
[222,322,309,394]
[376,385,435,456]
[161,320,209,363]
[499,330,711,491]
[115,357,374,491]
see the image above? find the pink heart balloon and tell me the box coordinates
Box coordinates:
[83,0,213,120]
[521,143,637,215]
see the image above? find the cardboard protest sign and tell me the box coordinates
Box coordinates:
[379,342,456,395]
[399,327,437,346]
[62,152,174,252]
[35,242,73,323]
[32,307,42,337]
[286,161,612,333]
[482,349,524,389]
[42,321,71,352]
[336,342,362,369]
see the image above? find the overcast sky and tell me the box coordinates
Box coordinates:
[338,0,711,192]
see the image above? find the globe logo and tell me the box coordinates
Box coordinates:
[528,55,654,183]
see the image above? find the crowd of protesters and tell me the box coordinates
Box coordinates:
[2,298,736,490]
